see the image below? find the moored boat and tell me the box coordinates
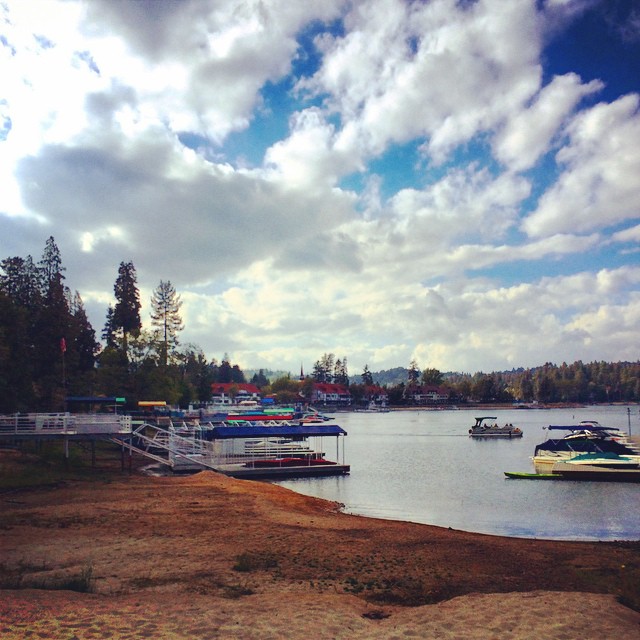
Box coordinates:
[532,422,640,471]
[469,416,522,438]
[549,462,640,482]
[560,452,639,469]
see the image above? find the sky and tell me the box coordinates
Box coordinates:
[1,0,640,377]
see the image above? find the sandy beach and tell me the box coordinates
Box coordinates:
[1,450,639,638]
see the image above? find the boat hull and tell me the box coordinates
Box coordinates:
[470,430,522,438]
[506,462,640,483]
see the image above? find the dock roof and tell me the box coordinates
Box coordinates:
[205,424,347,439]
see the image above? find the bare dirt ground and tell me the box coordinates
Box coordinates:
[1,449,639,639]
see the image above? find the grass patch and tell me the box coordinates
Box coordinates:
[222,582,255,599]
[0,441,127,491]
[233,551,278,573]
[0,562,95,593]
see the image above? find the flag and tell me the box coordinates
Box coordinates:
[60,337,66,353]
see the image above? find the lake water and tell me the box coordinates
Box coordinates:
[275,406,640,541]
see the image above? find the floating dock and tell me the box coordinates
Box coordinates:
[0,412,350,479]
[117,420,350,478]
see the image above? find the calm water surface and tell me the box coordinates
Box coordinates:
[275,406,640,541]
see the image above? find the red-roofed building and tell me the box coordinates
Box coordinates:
[362,384,389,405]
[403,385,450,405]
[210,383,261,405]
[310,382,352,406]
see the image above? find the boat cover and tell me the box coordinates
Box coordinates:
[203,425,347,440]
[547,425,619,431]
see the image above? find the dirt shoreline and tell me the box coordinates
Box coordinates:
[1,451,639,638]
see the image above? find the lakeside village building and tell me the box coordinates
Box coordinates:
[209,382,451,408]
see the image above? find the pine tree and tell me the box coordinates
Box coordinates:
[150,280,184,366]
[334,356,349,385]
[102,305,117,348]
[38,236,65,292]
[112,261,141,353]
[407,359,421,386]
[70,292,100,375]
[0,255,42,309]
[361,364,374,386]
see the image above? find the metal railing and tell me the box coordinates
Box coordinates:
[0,413,132,436]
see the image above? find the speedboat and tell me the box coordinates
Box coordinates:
[532,422,640,471]
[469,416,522,438]
[560,452,639,469]
[243,437,317,458]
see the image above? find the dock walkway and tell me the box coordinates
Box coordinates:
[0,414,350,479]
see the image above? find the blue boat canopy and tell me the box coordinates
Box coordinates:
[205,425,347,439]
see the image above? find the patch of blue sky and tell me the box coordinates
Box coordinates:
[0,114,11,142]
[178,79,300,167]
[224,80,298,167]
[517,150,561,217]
[342,134,503,212]
[542,2,640,102]
[362,139,425,199]
[177,19,344,168]
[177,132,220,161]
[291,17,345,80]
[465,243,634,289]
[439,134,500,178]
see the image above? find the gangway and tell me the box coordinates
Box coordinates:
[112,422,220,472]
[113,420,350,478]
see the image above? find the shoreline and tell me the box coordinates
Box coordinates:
[1,448,640,638]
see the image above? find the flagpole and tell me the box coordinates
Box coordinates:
[60,338,67,393]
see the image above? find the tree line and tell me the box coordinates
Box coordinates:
[0,238,245,412]
[302,356,640,406]
[1,240,638,412]
[353,359,640,406]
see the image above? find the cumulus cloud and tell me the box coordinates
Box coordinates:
[78,0,344,141]
[1,0,639,374]
[523,94,640,237]
[302,0,543,164]
[493,73,603,171]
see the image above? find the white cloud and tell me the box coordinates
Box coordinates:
[523,94,640,237]
[78,0,345,142]
[303,0,543,164]
[493,73,603,171]
[1,0,639,377]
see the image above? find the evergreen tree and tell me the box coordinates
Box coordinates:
[361,364,374,386]
[69,292,100,376]
[218,354,232,383]
[32,271,71,408]
[112,261,141,353]
[313,353,335,383]
[0,255,42,309]
[0,290,35,411]
[38,236,65,291]
[102,304,117,348]
[230,364,246,384]
[150,280,184,366]
[334,356,349,385]
[407,359,421,386]
[421,368,443,386]
[251,369,269,387]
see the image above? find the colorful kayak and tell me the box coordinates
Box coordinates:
[504,471,559,480]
